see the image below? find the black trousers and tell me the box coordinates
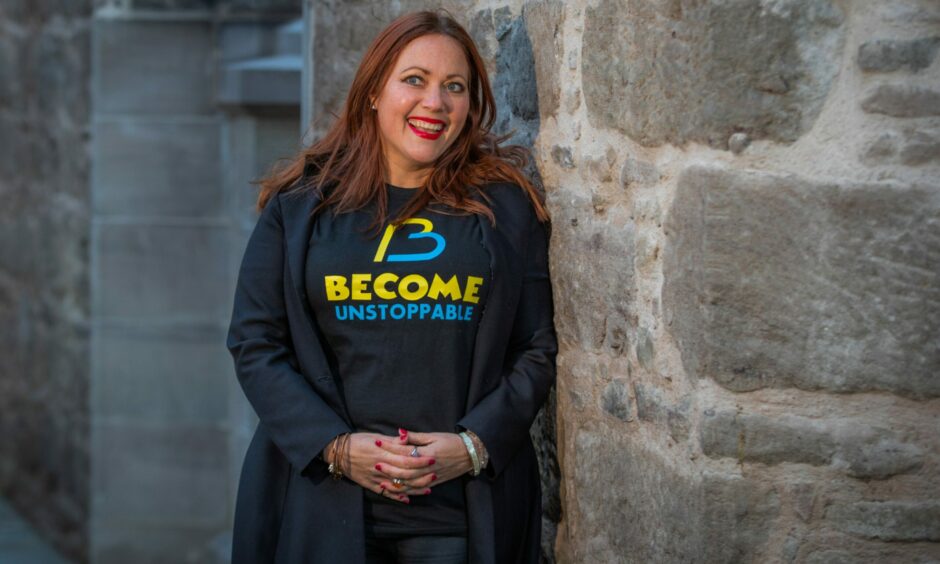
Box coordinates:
[364,533,468,564]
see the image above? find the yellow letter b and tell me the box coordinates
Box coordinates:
[324,275,350,301]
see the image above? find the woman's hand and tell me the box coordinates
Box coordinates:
[395,428,474,486]
[323,432,437,504]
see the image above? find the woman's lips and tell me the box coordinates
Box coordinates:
[408,121,443,140]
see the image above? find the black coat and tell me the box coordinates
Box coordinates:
[225,179,558,563]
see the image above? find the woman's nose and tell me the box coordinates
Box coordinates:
[421,86,448,111]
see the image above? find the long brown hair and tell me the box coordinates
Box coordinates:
[254,8,549,236]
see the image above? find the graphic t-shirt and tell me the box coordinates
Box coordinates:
[305,183,491,537]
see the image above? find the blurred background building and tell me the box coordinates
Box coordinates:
[0,0,938,563]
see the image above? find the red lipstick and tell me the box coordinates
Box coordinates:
[407,117,445,140]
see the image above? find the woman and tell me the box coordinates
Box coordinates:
[226,9,556,564]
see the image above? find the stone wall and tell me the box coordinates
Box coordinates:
[551,0,940,561]
[0,1,93,562]
[307,1,939,562]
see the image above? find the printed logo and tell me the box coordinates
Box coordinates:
[322,217,484,322]
[373,218,446,262]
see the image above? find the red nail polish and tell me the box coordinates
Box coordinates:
[428,458,436,466]
[375,463,382,471]
[424,488,432,495]
[380,484,386,490]
[375,439,382,447]
[430,473,437,482]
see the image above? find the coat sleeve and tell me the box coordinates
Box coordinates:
[226,195,351,476]
[456,202,558,479]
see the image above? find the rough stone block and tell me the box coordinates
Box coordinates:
[551,145,574,169]
[93,422,230,526]
[701,411,835,466]
[523,0,564,119]
[94,322,230,424]
[600,378,633,422]
[550,196,636,354]
[804,550,858,564]
[861,84,940,118]
[899,129,940,165]
[861,128,940,166]
[94,20,213,115]
[633,383,690,442]
[620,157,660,189]
[663,166,940,398]
[564,426,779,562]
[700,411,923,479]
[94,119,223,217]
[857,37,940,73]
[95,222,230,321]
[35,19,91,120]
[494,13,539,122]
[825,501,940,542]
[582,0,845,148]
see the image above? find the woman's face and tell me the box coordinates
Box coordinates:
[373,33,471,187]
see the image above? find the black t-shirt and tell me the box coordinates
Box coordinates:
[305,183,491,537]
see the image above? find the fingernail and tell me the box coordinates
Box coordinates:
[424,488,432,494]
[430,473,437,482]
[400,495,409,504]
[375,463,382,471]
[398,428,408,437]
[375,439,383,447]
[380,484,386,490]
[428,458,436,466]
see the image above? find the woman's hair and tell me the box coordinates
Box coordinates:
[254,8,549,235]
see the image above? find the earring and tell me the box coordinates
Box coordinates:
[371,103,377,110]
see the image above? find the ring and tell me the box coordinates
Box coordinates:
[392,478,404,488]
[410,446,420,457]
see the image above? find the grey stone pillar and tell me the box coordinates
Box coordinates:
[90,2,300,562]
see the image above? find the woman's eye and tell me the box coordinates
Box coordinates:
[448,82,465,93]
[404,75,422,85]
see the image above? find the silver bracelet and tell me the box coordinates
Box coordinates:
[458,432,481,476]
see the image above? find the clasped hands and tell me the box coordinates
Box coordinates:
[323,428,474,504]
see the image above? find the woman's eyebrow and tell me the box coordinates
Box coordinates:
[399,65,466,80]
